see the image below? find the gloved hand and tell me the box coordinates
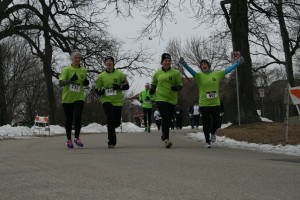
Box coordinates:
[145,96,150,100]
[139,100,143,104]
[238,56,245,65]
[113,84,121,90]
[95,88,105,96]
[179,57,186,64]
[70,73,78,82]
[149,88,155,95]
[120,83,129,90]
[83,79,89,86]
[171,85,182,91]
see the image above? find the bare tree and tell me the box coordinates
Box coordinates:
[248,0,300,87]
[0,38,42,125]
[0,1,89,123]
[0,44,9,125]
[101,0,260,122]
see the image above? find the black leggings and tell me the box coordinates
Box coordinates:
[156,101,175,141]
[193,114,200,127]
[62,100,84,140]
[200,106,220,144]
[143,107,152,127]
[155,119,161,130]
[103,102,122,146]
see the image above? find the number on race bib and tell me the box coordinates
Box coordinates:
[206,91,217,99]
[69,84,80,92]
[105,88,117,96]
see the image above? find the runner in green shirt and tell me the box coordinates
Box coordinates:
[59,51,89,148]
[150,53,183,148]
[180,57,244,148]
[95,56,129,148]
[139,83,155,133]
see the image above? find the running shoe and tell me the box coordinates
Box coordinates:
[74,138,83,147]
[164,139,173,149]
[66,140,73,149]
[205,143,211,148]
[211,134,216,143]
[108,144,115,149]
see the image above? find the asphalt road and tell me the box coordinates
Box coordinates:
[1,130,299,200]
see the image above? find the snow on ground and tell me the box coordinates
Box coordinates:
[185,120,300,157]
[186,132,300,157]
[0,122,143,137]
[0,118,299,156]
[81,123,107,133]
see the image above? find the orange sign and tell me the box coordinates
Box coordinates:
[289,87,300,105]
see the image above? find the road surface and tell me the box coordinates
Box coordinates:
[0,130,299,200]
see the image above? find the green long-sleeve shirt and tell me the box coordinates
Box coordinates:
[139,90,155,108]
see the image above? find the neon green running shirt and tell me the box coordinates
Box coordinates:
[194,70,225,106]
[139,90,155,108]
[59,65,87,103]
[95,69,126,106]
[151,67,183,105]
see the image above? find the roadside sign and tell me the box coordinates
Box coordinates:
[231,51,240,63]
[289,86,300,105]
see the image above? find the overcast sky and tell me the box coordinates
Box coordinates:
[106,8,213,94]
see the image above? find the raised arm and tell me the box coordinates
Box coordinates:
[179,57,196,77]
[225,57,245,74]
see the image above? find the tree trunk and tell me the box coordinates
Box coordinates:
[43,34,56,124]
[231,0,260,123]
[0,45,10,125]
[275,0,295,87]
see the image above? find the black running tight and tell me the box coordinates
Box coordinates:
[156,101,175,141]
[200,106,220,144]
[62,100,85,140]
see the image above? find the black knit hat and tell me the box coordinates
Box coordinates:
[200,59,210,68]
[104,56,115,64]
[161,53,171,64]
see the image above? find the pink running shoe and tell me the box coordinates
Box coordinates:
[74,138,83,147]
[66,140,73,149]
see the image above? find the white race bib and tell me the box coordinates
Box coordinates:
[105,88,117,96]
[206,91,217,99]
[69,84,80,93]
[145,99,150,103]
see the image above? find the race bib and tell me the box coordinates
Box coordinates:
[145,99,150,103]
[69,84,80,93]
[206,91,217,99]
[176,111,180,114]
[105,88,117,96]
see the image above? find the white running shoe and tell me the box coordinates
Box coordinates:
[205,143,211,148]
[211,134,216,143]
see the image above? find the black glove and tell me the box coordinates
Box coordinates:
[179,57,186,65]
[95,88,105,96]
[113,84,121,90]
[139,100,143,104]
[113,83,129,90]
[149,89,155,95]
[145,96,150,100]
[70,73,78,82]
[238,56,245,65]
[121,83,129,90]
[171,85,182,91]
[83,79,89,86]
